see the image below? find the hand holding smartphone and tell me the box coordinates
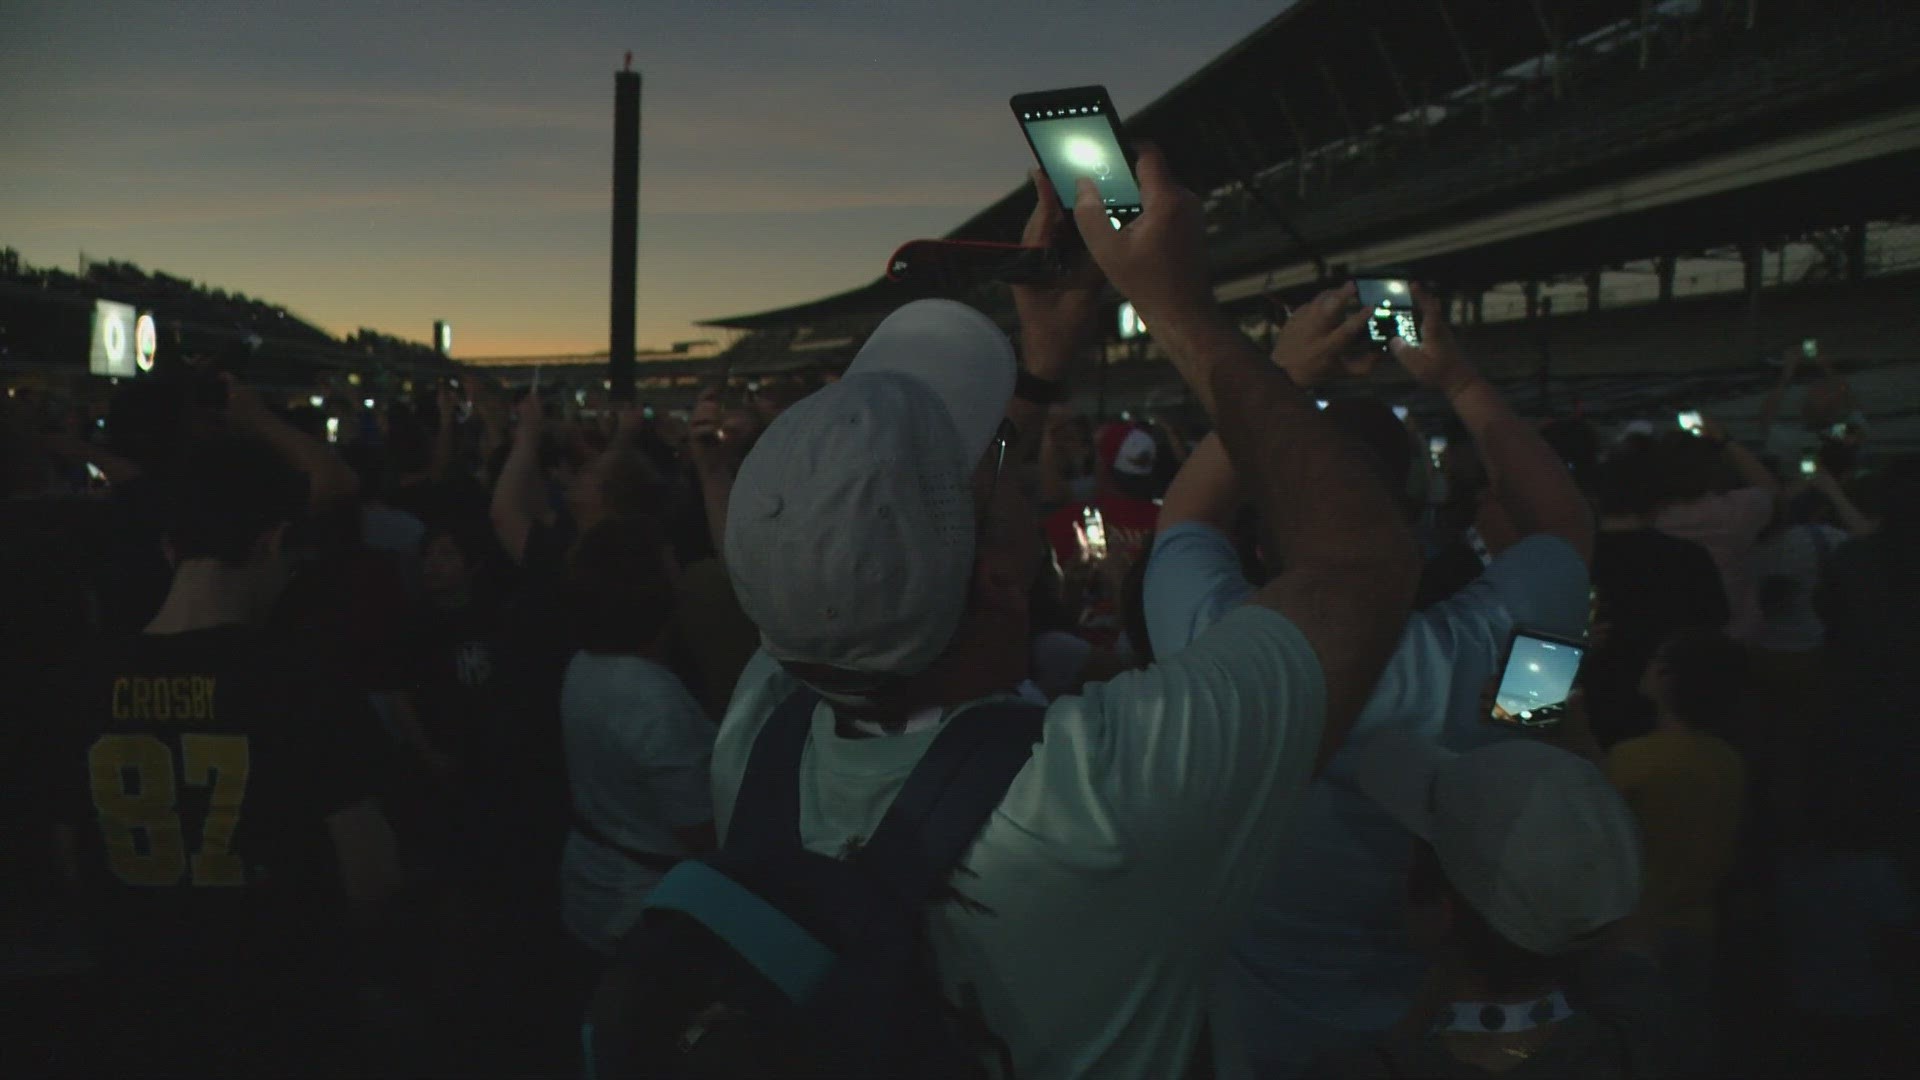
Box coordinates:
[1677,410,1704,437]
[1353,276,1421,352]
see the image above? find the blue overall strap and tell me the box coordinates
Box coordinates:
[856,700,1046,903]
[723,688,821,858]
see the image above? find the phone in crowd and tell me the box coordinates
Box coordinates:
[325,416,341,444]
[1490,628,1587,728]
[1012,86,1142,230]
[84,461,106,483]
[1802,338,1819,360]
[1080,505,1109,562]
[1825,422,1849,440]
[1428,435,1448,468]
[1677,410,1704,437]
[1801,454,1818,476]
[642,404,657,421]
[1315,399,1329,411]
[1393,405,1411,423]
[1353,277,1420,352]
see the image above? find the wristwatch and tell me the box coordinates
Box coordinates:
[1015,370,1066,406]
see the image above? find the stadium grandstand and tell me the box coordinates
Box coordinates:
[698,0,1920,452]
[0,248,457,400]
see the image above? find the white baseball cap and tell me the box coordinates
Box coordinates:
[723,300,1017,684]
[1353,733,1643,956]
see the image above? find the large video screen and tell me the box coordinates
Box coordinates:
[89,299,139,378]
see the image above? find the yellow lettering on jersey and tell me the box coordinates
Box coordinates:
[89,734,187,886]
[88,733,253,887]
[110,677,217,723]
[181,734,250,886]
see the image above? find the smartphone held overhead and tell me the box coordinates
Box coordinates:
[1353,276,1420,352]
[1011,86,1142,230]
[1677,410,1704,436]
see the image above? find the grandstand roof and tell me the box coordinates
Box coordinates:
[704,0,1920,336]
[702,0,1641,331]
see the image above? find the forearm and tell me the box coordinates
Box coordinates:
[1207,350,1420,768]
[250,416,359,507]
[696,464,734,548]
[1722,440,1779,495]
[489,434,545,562]
[1447,378,1594,562]
[1158,432,1239,532]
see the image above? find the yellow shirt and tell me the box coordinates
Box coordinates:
[1606,731,1747,934]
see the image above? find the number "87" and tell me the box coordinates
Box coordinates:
[89,733,252,887]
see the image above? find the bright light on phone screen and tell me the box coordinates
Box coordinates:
[1493,635,1584,726]
[1023,113,1140,215]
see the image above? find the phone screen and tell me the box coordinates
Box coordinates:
[1014,88,1141,227]
[1677,411,1703,436]
[1802,338,1819,360]
[1080,505,1109,561]
[1355,278,1420,349]
[1491,632,1586,727]
[1428,435,1447,466]
[1800,455,1818,476]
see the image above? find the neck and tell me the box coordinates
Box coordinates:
[145,562,257,635]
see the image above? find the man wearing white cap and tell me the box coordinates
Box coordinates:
[1302,732,1670,1078]
[710,149,1421,1077]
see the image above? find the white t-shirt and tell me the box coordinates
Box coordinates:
[1751,523,1848,653]
[561,651,715,954]
[711,604,1327,1080]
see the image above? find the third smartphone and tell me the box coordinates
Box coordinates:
[1490,629,1587,728]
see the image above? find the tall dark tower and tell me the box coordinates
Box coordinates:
[609,56,641,403]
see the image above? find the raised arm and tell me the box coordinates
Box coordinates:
[1073,151,1419,768]
[490,393,552,565]
[223,374,359,509]
[1392,288,1593,565]
[1008,169,1104,464]
[1699,416,1780,497]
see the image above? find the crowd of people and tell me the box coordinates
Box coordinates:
[2,154,1917,1079]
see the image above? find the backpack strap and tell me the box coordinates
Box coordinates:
[856,700,1046,903]
[724,688,822,859]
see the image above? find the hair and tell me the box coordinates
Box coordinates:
[1325,400,1413,504]
[1408,840,1570,997]
[1596,441,1670,517]
[1653,629,1748,738]
[562,512,677,655]
[163,435,307,566]
[597,446,668,517]
[1644,431,1733,504]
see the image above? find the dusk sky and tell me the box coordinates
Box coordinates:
[1,1,1283,358]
